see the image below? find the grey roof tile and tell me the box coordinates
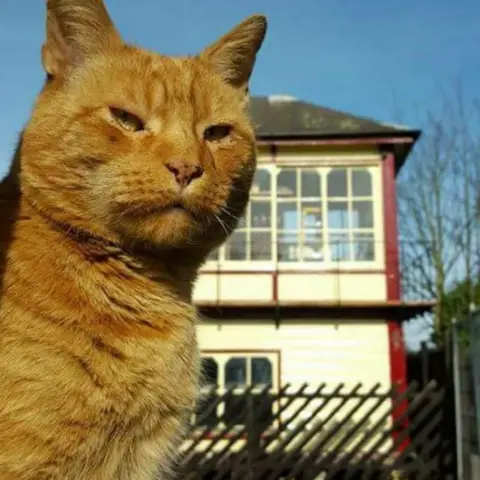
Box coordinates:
[249,96,413,137]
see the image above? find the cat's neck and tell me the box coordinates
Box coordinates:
[1,140,204,305]
[44,199,200,299]
[1,178,201,305]
[0,191,200,341]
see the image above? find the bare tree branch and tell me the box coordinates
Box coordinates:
[396,82,480,343]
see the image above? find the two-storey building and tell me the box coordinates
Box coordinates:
[193,94,432,411]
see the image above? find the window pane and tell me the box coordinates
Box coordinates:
[251,357,273,386]
[327,169,347,197]
[251,201,271,227]
[329,233,351,262]
[278,202,298,230]
[278,232,299,262]
[352,169,372,196]
[201,358,218,387]
[251,169,271,196]
[352,201,374,228]
[327,201,349,229]
[225,358,247,388]
[301,169,321,197]
[301,202,323,229]
[251,232,272,261]
[278,170,297,197]
[301,231,324,262]
[353,232,375,261]
[225,230,247,260]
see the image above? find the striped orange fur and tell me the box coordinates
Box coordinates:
[0,1,266,478]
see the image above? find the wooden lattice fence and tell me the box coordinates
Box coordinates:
[176,380,455,479]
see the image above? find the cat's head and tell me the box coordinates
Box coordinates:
[21,0,266,258]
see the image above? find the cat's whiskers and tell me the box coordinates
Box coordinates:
[219,206,245,227]
[213,213,231,238]
[219,206,238,221]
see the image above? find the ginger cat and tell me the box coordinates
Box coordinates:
[0,0,266,478]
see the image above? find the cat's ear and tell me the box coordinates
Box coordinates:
[42,0,122,78]
[200,15,267,91]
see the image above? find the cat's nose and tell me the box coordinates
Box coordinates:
[165,159,204,188]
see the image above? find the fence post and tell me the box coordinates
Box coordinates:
[421,341,428,389]
[453,318,466,480]
[246,389,260,480]
[469,308,480,461]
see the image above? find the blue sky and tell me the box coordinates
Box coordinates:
[1,0,479,349]
[1,0,479,176]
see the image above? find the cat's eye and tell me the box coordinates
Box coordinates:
[204,124,233,142]
[109,107,144,132]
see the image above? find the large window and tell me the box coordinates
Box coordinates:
[206,165,377,266]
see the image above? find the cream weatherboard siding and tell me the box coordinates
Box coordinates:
[193,271,387,304]
[197,319,391,388]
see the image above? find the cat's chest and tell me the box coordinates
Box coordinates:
[65,330,199,479]
[89,325,199,418]
[78,275,200,411]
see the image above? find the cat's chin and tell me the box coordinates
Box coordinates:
[160,206,194,222]
[113,206,204,250]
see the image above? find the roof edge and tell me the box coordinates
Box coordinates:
[255,129,421,142]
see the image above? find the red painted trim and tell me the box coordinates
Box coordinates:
[382,152,409,451]
[272,271,278,302]
[383,155,401,300]
[256,136,415,147]
[200,269,386,275]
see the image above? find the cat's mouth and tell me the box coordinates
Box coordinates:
[115,199,192,219]
[169,202,186,211]
[159,201,199,220]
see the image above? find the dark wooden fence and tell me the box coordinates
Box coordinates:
[453,311,480,480]
[407,342,451,389]
[177,380,455,479]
